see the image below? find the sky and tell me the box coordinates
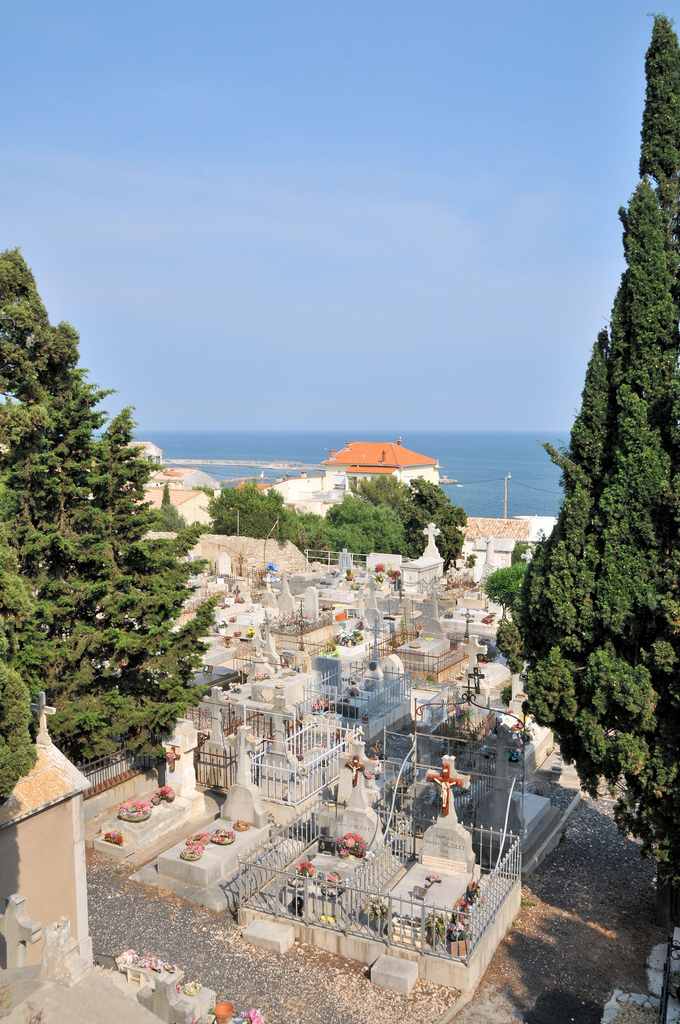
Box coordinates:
[0,1,674,431]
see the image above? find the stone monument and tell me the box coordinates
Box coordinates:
[277,569,296,616]
[304,586,319,619]
[338,753,383,849]
[420,756,475,872]
[221,724,268,828]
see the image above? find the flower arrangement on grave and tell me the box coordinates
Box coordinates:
[150,786,175,805]
[374,573,384,585]
[244,1010,268,1024]
[103,830,124,846]
[374,563,385,574]
[353,629,363,640]
[480,745,496,759]
[295,861,316,877]
[233,819,250,831]
[388,568,401,581]
[245,626,255,639]
[350,582,361,590]
[135,955,179,973]
[347,686,360,697]
[447,913,468,944]
[115,949,137,967]
[465,880,484,906]
[183,981,202,996]
[210,830,236,845]
[337,833,367,858]
[326,872,342,885]
[425,873,442,887]
[166,749,179,772]
[511,721,534,743]
[235,596,244,603]
[310,699,327,714]
[424,911,446,945]
[118,799,152,822]
[229,615,236,622]
[180,840,205,861]
[369,896,389,923]
[346,570,355,581]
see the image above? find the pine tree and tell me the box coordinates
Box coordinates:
[156,483,187,532]
[519,159,680,913]
[0,250,213,759]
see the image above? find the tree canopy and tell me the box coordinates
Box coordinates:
[517,15,680,906]
[0,249,212,762]
[483,563,527,615]
[399,477,466,569]
[322,494,404,554]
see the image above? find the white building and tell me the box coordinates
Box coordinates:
[321,439,439,488]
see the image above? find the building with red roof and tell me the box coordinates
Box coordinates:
[322,438,439,487]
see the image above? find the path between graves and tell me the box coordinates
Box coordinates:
[449,792,665,1024]
[88,789,663,1024]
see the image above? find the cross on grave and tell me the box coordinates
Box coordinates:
[427,758,470,820]
[462,633,487,674]
[422,522,441,557]
[0,895,42,968]
[345,753,366,787]
[225,725,261,787]
[30,691,55,748]
[201,685,228,747]
[429,579,445,639]
[492,720,521,788]
[364,576,381,630]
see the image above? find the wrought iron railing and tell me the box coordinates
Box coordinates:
[658,930,680,1024]
[78,746,159,791]
[302,666,411,724]
[249,720,351,806]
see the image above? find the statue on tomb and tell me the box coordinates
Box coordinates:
[427,758,470,820]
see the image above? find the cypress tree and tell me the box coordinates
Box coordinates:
[519,40,680,917]
[157,482,188,532]
[0,250,213,759]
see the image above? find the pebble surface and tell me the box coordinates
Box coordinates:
[87,851,459,1024]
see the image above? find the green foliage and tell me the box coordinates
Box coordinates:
[500,682,512,707]
[0,250,211,760]
[351,474,409,510]
[322,495,404,554]
[209,483,295,539]
[518,18,680,887]
[399,477,466,570]
[483,563,527,614]
[154,483,187,532]
[511,542,530,566]
[496,618,524,675]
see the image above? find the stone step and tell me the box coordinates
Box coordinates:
[522,805,565,875]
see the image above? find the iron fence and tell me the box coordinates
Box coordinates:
[250,720,351,806]
[304,549,369,570]
[658,931,680,1024]
[78,746,159,792]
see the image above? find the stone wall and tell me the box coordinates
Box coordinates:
[194,535,306,574]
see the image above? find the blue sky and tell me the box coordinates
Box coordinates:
[0,1,671,430]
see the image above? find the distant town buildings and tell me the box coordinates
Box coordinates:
[322,439,439,487]
[147,466,217,491]
[126,440,163,464]
[143,487,211,525]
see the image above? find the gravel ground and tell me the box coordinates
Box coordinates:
[88,789,664,1024]
[87,852,458,1024]
[454,791,665,1024]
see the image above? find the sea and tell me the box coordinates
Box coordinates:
[137,430,567,520]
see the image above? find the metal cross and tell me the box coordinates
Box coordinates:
[30,691,56,748]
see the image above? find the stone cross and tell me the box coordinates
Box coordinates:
[278,568,296,616]
[0,895,42,968]
[427,756,470,820]
[429,579,445,639]
[492,720,521,788]
[338,548,353,572]
[30,691,56,748]
[364,576,381,629]
[345,753,366,787]
[462,633,487,676]
[201,685,228,747]
[225,724,261,787]
[422,522,441,559]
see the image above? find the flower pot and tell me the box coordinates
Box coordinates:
[233,631,242,638]
[451,938,467,957]
[339,852,350,860]
[233,821,250,831]
[213,1002,234,1024]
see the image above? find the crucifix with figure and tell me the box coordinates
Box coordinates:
[345,753,366,787]
[30,691,55,748]
[428,757,470,819]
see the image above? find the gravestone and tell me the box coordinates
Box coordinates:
[0,894,41,969]
[421,756,475,871]
[221,724,268,828]
[400,522,445,588]
[336,729,380,806]
[199,685,229,755]
[338,752,383,849]
[476,720,523,833]
[428,579,445,639]
[364,577,381,630]
[260,584,279,613]
[277,569,296,616]
[338,548,353,572]
[163,718,201,801]
[304,586,319,619]
[37,917,89,987]
[30,691,56,748]
[138,969,216,1024]
[216,552,232,576]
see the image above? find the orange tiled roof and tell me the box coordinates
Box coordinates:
[463,517,530,542]
[343,465,397,474]
[0,745,89,827]
[144,488,208,509]
[323,442,437,469]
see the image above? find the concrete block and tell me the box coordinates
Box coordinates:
[371,954,419,994]
[242,920,295,955]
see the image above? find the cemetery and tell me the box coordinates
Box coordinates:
[1,517,663,1024]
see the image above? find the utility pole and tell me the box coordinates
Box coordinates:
[503,474,511,519]
[237,509,240,537]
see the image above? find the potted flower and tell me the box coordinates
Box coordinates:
[374,563,385,573]
[346,570,355,581]
[374,573,384,586]
[295,861,315,878]
[245,626,255,639]
[152,786,175,805]
[118,799,153,823]
[447,914,468,955]
[210,829,236,845]
[103,830,124,846]
[337,833,367,858]
[369,896,389,923]
[233,819,250,831]
[424,910,446,946]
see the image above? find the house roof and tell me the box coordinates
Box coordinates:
[144,488,209,509]
[323,442,437,469]
[151,468,199,480]
[463,518,530,542]
[343,465,397,474]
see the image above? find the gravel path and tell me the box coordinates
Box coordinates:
[87,851,459,1024]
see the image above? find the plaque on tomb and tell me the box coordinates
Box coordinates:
[260,687,274,703]
[412,885,427,900]
[318,837,337,856]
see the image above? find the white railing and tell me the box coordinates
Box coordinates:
[250,721,351,806]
